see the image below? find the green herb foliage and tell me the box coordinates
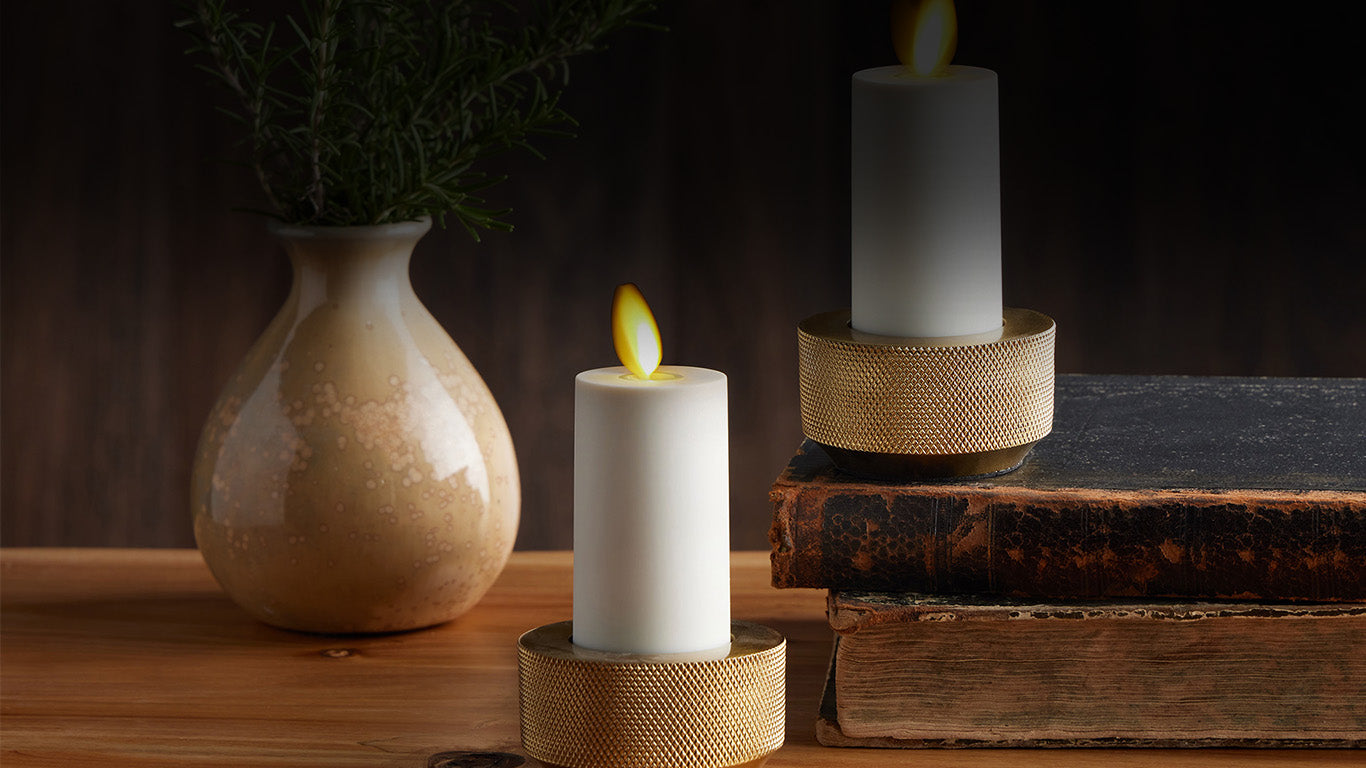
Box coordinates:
[179,0,655,234]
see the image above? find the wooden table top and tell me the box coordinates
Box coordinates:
[1,549,1354,767]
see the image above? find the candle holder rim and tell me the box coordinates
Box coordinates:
[801,307,1053,349]
[518,620,783,665]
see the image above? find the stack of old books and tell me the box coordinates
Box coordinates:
[770,375,1366,747]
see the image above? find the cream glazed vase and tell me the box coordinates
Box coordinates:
[191,218,519,633]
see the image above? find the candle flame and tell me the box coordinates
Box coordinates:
[612,283,662,379]
[892,0,958,77]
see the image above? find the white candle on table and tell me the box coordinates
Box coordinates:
[851,0,1003,338]
[572,284,730,655]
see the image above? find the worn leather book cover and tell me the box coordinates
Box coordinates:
[818,590,1366,747]
[771,375,1366,600]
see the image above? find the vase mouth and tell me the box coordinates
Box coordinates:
[267,216,433,241]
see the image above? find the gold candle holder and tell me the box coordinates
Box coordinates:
[517,621,786,768]
[797,307,1056,480]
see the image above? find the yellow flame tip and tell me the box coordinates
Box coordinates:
[892,0,958,77]
[611,283,662,379]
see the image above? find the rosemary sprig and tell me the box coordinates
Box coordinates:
[178,0,656,234]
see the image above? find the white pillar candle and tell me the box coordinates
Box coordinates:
[851,1,1003,338]
[572,286,730,655]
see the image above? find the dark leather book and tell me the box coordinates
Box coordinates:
[770,375,1366,600]
[818,590,1366,747]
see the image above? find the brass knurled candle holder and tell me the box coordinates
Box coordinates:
[798,307,1055,479]
[518,621,786,768]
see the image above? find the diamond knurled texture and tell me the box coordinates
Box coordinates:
[518,622,785,768]
[798,308,1055,455]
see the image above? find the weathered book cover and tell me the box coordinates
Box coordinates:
[771,375,1366,600]
[818,591,1366,747]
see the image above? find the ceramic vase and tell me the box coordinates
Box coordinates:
[191,218,519,633]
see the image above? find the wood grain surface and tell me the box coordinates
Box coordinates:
[1,549,1358,767]
[4,2,1366,550]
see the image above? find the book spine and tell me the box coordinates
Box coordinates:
[822,597,1366,746]
[769,482,1366,601]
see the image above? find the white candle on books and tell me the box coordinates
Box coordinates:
[572,283,730,655]
[851,0,1003,338]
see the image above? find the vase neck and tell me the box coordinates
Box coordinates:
[270,220,432,307]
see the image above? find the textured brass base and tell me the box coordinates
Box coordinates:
[798,308,1055,480]
[819,440,1038,481]
[517,621,786,768]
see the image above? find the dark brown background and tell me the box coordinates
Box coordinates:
[3,2,1364,550]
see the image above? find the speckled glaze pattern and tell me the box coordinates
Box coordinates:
[191,219,519,633]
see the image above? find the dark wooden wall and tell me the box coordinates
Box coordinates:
[4,2,1364,550]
